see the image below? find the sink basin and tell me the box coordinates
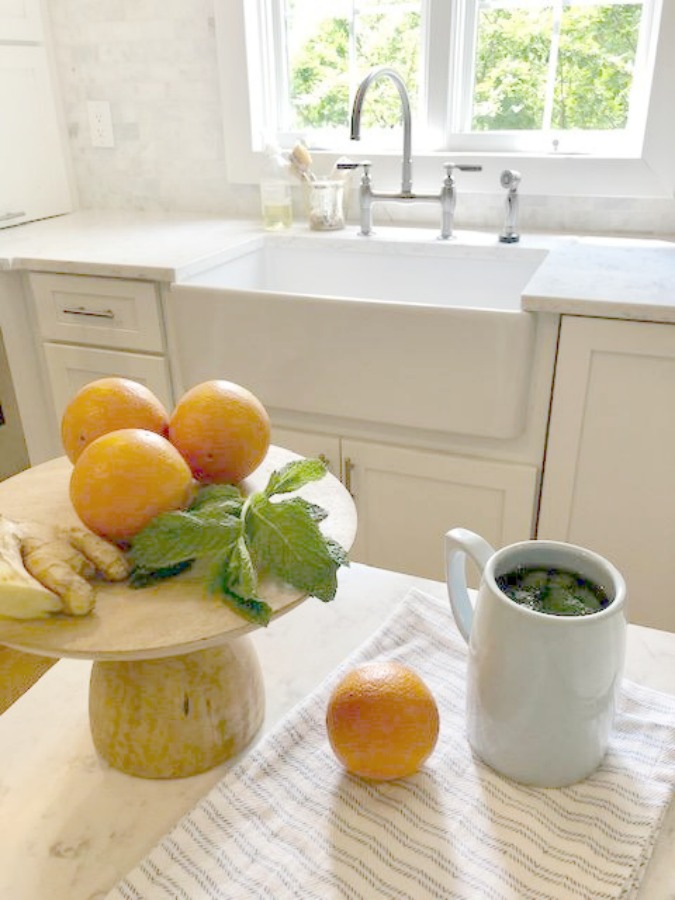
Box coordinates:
[170,233,548,439]
[185,233,546,311]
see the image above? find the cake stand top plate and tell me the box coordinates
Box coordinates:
[0,446,357,661]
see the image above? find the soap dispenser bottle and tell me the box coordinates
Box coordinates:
[260,144,293,231]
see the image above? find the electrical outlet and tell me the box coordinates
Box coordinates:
[87,100,115,148]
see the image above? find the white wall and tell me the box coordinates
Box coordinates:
[48,0,675,238]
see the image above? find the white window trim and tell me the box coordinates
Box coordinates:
[215,0,675,200]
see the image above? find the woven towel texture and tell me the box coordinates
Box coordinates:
[108,589,675,900]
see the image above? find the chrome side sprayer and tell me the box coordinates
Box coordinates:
[499,169,521,243]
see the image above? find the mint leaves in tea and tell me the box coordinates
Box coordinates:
[496,566,611,617]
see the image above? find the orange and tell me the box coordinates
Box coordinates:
[69,428,195,542]
[326,661,440,781]
[168,380,271,484]
[61,377,169,463]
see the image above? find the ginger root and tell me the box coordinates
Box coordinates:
[0,516,62,620]
[0,515,131,619]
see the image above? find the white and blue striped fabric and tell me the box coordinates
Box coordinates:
[109,589,675,900]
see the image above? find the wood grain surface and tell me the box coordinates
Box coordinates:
[0,447,357,661]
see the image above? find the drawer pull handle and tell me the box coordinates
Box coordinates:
[62,306,115,320]
[0,211,25,222]
[344,456,355,497]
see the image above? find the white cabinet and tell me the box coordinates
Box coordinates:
[538,316,675,632]
[273,426,538,583]
[28,273,173,430]
[0,0,43,41]
[0,2,72,229]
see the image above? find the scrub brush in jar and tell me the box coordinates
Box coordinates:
[289,142,316,182]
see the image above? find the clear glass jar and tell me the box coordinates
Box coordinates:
[307,179,345,231]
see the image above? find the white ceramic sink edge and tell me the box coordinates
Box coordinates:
[182,231,548,312]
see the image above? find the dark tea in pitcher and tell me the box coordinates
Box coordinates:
[496,566,612,616]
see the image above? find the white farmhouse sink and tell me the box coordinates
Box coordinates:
[170,233,547,439]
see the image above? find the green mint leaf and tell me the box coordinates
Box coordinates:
[325,538,350,567]
[129,559,194,588]
[288,497,329,522]
[218,590,272,626]
[223,536,258,599]
[245,494,341,600]
[264,458,327,497]
[130,508,242,570]
[189,483,244,512]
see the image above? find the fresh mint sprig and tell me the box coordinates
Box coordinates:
[128,458,349,626]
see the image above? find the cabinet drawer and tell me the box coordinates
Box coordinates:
[43,343,173,420]
[29,273,163,352]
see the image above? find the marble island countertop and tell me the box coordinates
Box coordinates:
[1,562,674,900]
[0,210,673,322]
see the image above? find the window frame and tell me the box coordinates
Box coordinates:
[215,0,675,201]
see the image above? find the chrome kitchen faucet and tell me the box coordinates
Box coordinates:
[347,67,481,239]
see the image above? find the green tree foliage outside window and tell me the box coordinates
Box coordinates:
[473,4,642,131]
[553,5,641,130]
[286,2,642,135]
[289,10,420,131]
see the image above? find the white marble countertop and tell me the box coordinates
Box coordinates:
[0,210,262,282]
[0,210,673,321]
[1,562,674,900]
[522,234,675,323]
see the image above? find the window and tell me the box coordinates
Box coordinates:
[216,0,675,198]
[254,0,657,152]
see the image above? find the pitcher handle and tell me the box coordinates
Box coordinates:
[445,528,495,643]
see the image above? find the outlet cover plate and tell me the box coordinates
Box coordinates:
[87,100,114,148]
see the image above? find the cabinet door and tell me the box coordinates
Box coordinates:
[0,46,71,229]
[271,426,341,478]
[0,0,43,41]
[538,316,675,631]
[342,439,538,582]
[42,344,173,421]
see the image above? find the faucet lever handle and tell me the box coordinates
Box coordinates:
[444,163,483,173]
[443,162,482,184]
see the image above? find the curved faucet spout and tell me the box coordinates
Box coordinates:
[351,66,412,194]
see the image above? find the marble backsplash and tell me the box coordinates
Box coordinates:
[48,0,675,239]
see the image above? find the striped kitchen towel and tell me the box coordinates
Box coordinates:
[108,589,675,900]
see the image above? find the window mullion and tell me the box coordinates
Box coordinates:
[270,0,290,134]
[449,0,478,139]
[626,0,655,142]
[423,0,453,148]
[542,0,563,131]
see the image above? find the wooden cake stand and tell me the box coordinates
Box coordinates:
[0,447,357,779]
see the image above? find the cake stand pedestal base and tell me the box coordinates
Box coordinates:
[89,636,265,779]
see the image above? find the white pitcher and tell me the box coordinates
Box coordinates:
[445,528,627,787]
